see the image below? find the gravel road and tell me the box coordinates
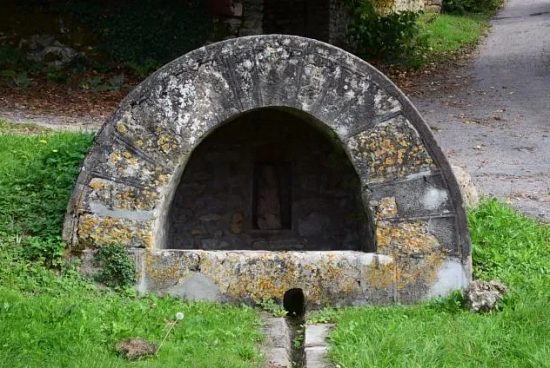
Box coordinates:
[412,0,550,221]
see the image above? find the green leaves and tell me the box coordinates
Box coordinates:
[0,132,93,239]
[93,244,136,289]
[468,199,550,290]
[348,2,427,67]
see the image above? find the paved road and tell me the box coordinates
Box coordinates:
[412,0,550,222]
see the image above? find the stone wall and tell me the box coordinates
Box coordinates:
[167,108,370,251]
[220,0,439,48]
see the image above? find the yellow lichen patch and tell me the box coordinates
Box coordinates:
[144,252,187,283]
[366,261,396,289]
[88,178,105,191]
[115,121,127,134]
[88,178,158,211]
[155,174,169,186]
[375,220,439,256]
[157,134,179,155]
[114,112,133,134]
[348,116,436,183]
[395,252,445,290]
[376,197,398,219]
[374,219,446,292]
[77,214,153,248]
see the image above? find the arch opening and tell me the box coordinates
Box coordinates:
[283,288,306,317]
[165,107,372,251]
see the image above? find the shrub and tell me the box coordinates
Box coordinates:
[442,0,502,15]
[348,1,427,67]
[21,236,65,269]
[61,0,212,73]
[93,244,135,289]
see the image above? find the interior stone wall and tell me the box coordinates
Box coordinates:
[167,108,370,251]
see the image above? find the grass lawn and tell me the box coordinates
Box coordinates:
[0,122,263,368]
[419,13,487,56]
[315,200,549,367]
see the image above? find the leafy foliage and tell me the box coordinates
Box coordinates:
[61,0,212,74]
[259,298,287,317]
[21,235,66,269]
[307,307,340,324]
[93,244,136,289]
[0,45,38,88]
[443,0,503,15]
[348,1,427,67]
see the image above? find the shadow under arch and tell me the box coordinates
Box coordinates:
[163,106,376,252]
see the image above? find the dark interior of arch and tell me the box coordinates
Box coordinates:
[166,107,372,251]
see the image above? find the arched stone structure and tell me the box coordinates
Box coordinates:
[64,35,470,306]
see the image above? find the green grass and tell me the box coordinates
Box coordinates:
[319,199,550,367]
[0,124,263,367]
[419,13,487,55]
[0,127,93,238]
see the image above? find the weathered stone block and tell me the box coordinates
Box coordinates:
[347,115,436,184]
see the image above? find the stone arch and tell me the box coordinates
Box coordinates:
[64,35,470,305]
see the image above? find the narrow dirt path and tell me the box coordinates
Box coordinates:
[411,0,550,221]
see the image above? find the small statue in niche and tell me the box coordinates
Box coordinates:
[255,164,283,230]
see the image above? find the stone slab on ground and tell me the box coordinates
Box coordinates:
[304,324,334,368]
[261,314,292,368]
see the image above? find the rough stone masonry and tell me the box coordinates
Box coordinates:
[64,35,471,307]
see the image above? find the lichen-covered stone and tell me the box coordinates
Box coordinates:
[87,178,158,212]
[464,280,507,313]
[142,250,395,307]
[77,214,154,249]
[367,173,452,218]
[376,197,399,219]
[347,115,436,183]
[451,165,479,208]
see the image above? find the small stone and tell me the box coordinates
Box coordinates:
[376,197,398,219]
[451,165,479,208]
[464,280,507,313]
[116,338,157,360]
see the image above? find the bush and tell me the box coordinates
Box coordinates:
[21,236,65,269]
[443,0,502,15]
[93,244,135,289]
[61,0,213,73]
[348,1,427,67]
